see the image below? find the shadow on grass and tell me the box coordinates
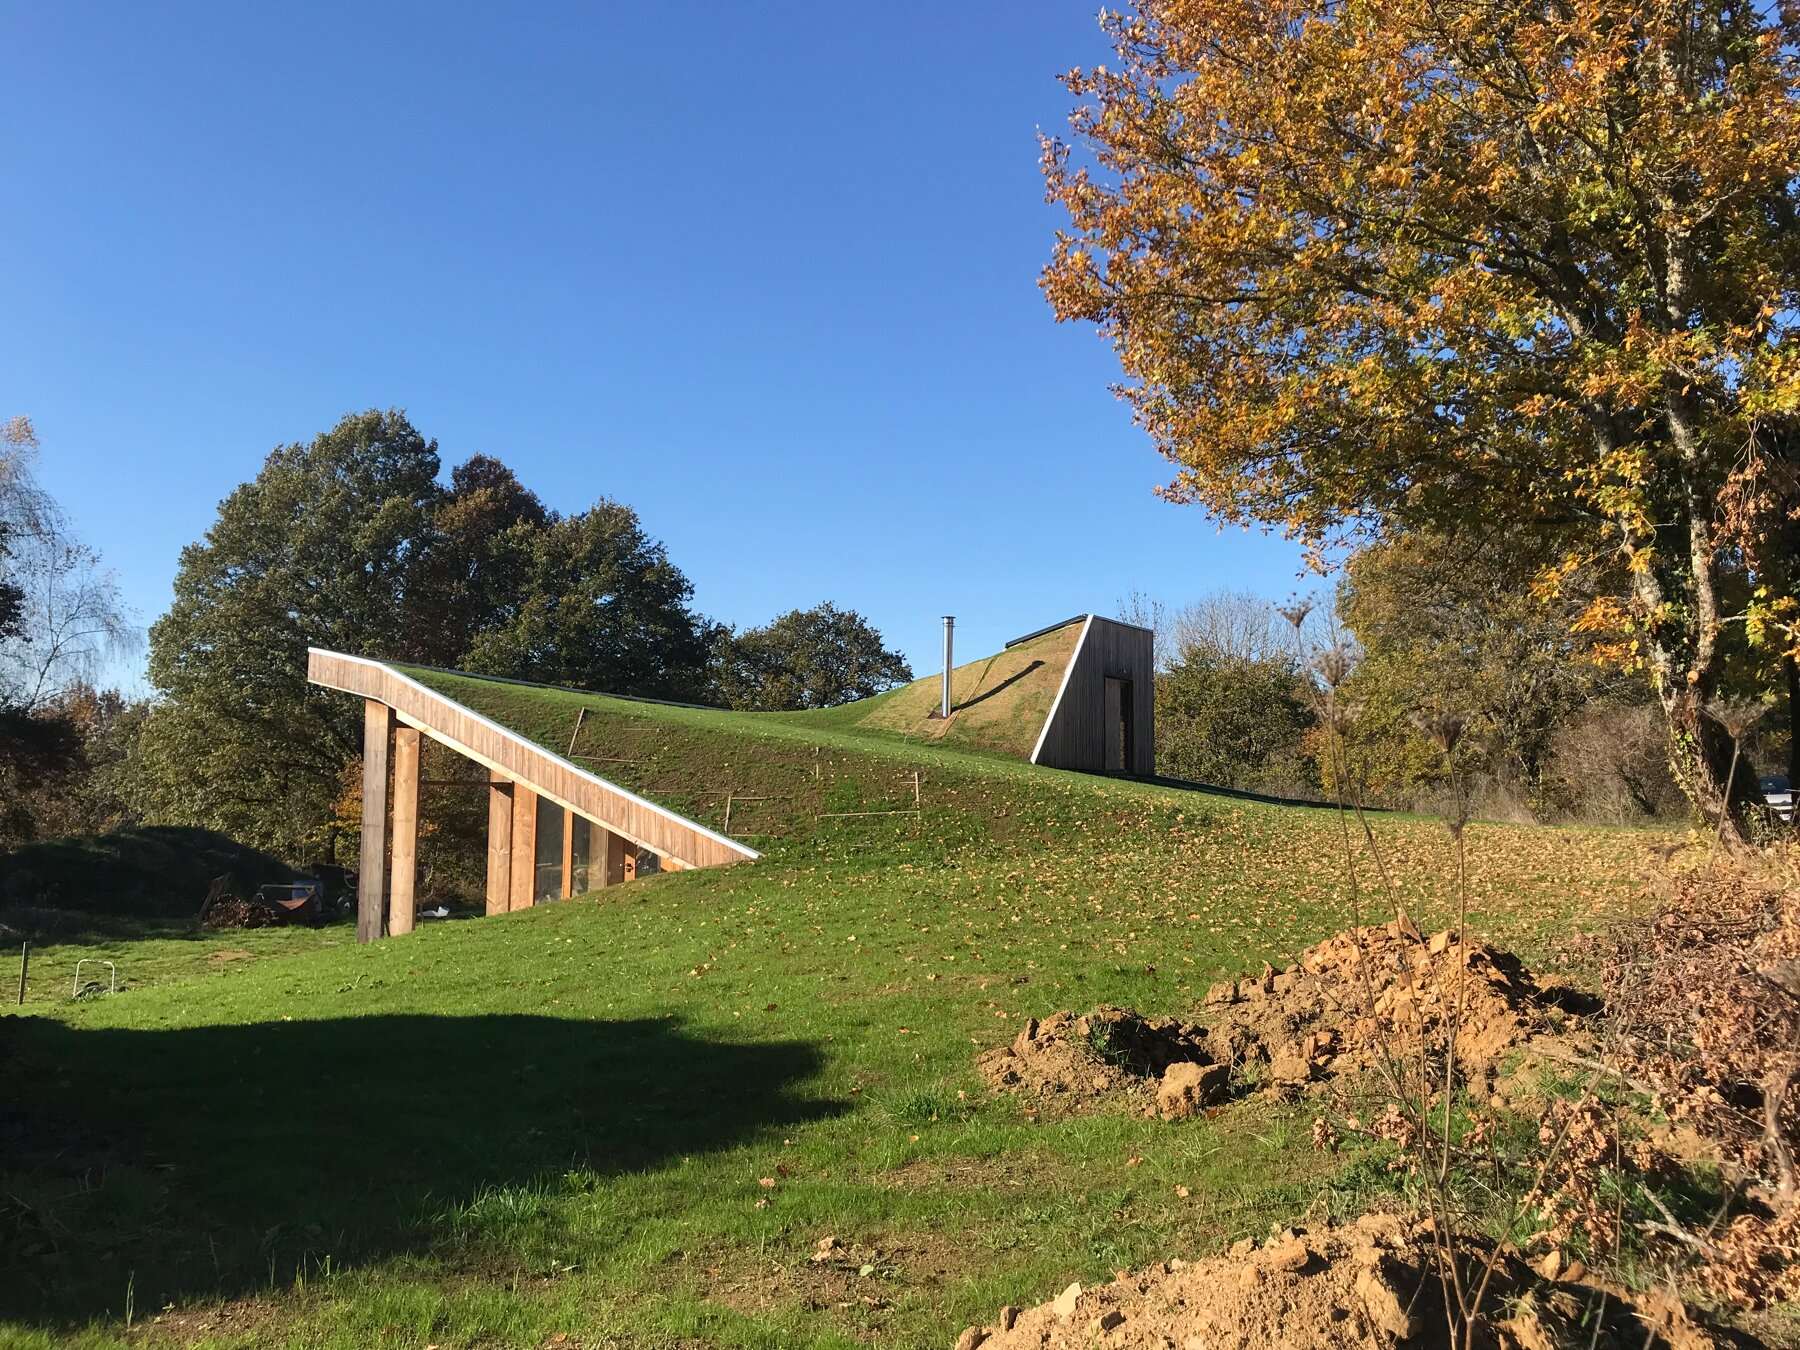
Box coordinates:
[0,1012,842,1328]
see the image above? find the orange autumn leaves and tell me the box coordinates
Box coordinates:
[1042,0,1800,813]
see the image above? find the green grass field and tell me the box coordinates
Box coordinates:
[0,674,1675,1350]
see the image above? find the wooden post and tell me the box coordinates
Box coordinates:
[388,725,421,936]
[486,772,513,916]
[510,784,538,911]
[16,941,27,1005]
[561,807,575,899]
[358,700,394,943]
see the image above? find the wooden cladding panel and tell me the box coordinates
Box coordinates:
[1032,618,1157,777]
[308,650,752,870]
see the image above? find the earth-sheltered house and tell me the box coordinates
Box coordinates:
[307,614,1153,942]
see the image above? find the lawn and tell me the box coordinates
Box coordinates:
[0,676,1677,1350]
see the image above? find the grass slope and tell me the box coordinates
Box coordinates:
[0,675,1674,1350]
[824,622,1082,759]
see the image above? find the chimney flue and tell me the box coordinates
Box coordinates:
[941,616,955,720]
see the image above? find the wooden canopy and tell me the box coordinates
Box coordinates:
[307,649,758,942]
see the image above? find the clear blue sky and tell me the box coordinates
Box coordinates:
[3,1,1316,687]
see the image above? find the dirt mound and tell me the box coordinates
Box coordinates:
[954,1215,1734,1350]
[1203,921,1554,1089]
[980,923,1564,1114]
[977,1007,1225,1118]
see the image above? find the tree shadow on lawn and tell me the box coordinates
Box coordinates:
[1,1012,843,1329]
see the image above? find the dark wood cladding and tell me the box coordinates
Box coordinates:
[1031,617,1156,776]
[309,649,756,870]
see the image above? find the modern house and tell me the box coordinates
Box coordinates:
[307,613,1154,942]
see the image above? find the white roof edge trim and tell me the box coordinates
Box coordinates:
[308,649,760,862]
[1028,614,1095,766]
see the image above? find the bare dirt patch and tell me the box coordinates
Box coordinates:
[953,1214,1740,1350]
[979,922,1573,1116]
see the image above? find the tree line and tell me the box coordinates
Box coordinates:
[1132,523,1782,825]
[0,409,912,861]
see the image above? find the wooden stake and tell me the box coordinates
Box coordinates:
[16,941,27,1006]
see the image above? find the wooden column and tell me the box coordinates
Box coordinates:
[510,784,538,911]
[485,772,513,916]
[388,725,421,936]
[357,700,394,944]
[560,807,575,899]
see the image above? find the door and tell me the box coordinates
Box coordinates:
[1104,677,1133,775]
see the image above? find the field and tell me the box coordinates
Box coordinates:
[0,677,1675,1350]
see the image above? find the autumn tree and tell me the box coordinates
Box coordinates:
[712,603,912,711]
[0,417,134,842]
[1043,0,1800,834]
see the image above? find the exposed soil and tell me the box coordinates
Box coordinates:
[953,1214,1742,1350]
[978,1006,1223,1118]
[979,922,1570,1115]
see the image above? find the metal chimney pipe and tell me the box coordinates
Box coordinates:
[941,616,955,719]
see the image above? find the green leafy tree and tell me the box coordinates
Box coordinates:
[462,500,713,699]
[127,410,446,855]
[1155,643,1315,794]
[713,603,912,711]
[1335,530,1649,816]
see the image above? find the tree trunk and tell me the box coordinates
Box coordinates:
[1663,686,1760,841]
[1786,653,1799,795]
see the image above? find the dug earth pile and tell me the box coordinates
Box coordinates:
[953,1215,1732,1350]
[979,922,1567,1116]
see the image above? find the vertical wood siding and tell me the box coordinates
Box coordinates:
[1030,617,1156,776]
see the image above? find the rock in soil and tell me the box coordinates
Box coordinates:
[958,1215,1739,1350]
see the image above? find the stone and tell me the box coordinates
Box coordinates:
[1052,1282,1082,1319]
[1355,1263,1417,1339]
[1097,1309,1126,1332]
[1268,1048,1316,1084]
[1157,1060,1230,1119]
[954,1329,988,1350]
[1265,1239,1313,1273]
[1428,929,1454,955]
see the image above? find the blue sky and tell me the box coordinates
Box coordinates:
[3,1,1315,687]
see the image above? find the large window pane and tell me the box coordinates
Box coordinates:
[534,797,564,904]
[570,815,593,894]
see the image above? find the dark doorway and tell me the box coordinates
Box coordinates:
[1104,677,1134,775]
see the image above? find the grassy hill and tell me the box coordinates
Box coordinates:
[0,671,1675,1350]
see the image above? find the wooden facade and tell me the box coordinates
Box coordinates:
[308,649,758,942]
[1029,616,1156,777]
